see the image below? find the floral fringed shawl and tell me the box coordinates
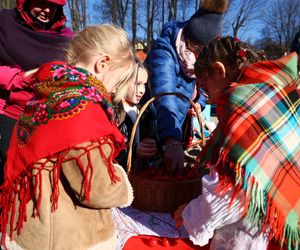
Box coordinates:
[198,53,300,249]
[0,62,125,245]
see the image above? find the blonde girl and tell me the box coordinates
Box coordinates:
[116,62,158,169]
[0,24,139,250]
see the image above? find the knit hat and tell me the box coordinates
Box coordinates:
[184,0,228,45]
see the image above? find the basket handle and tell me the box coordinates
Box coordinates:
[126,92,206,175]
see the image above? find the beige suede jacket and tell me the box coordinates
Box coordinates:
[5,140,133,250]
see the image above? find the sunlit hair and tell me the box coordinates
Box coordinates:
[113,60,149,125]
[66,24,136,102]
[134,60,148,87]
[126,61,148,99]
[195,36,267,82]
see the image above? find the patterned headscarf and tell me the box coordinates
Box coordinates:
[0,61,125,245]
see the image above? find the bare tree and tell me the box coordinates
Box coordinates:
[93,0,117,24]
[223,0,263,38]
[162,0,165,28]
[178,0,189,21]
[0,0,15,9]
[194,0,198,12]
[132,0,137,47]
[263,0,300,54]
[168,0,177,21]
[67,0,87,31]
[256,36,285,59]
[94,0,130,28]
[117,0,131,28]
[111,0,118,24]
[146,0,155,51]
[143,0,161,51]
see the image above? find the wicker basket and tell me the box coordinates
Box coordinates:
[126,92,206,213]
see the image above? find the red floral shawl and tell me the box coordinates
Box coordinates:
[0,61,125,243]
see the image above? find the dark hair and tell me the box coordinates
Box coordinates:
[195,36,267,81]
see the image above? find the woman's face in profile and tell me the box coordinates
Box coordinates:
[29,0,58,23]
[196,62,228,104]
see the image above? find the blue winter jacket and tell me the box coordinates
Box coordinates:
[145,21,206,142]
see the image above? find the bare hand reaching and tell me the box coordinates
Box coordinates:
[23,68,38,78]
[163,138,185,173]
[136,138,157,159]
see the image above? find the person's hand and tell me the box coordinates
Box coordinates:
[173,203,187,228]
[187,102,201,118]
[23,68,38,78]
[163,138,184,173]
[136,138,157,159]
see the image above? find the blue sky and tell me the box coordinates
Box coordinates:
[64,0,270,45]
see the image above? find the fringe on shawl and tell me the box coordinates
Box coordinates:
[0,136,123,249]
[203,149,300,250]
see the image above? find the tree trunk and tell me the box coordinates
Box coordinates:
[150,0,155,44]
[67,0,87,31]
[132,0,137,47]
[146,0,151,52]
[0,0,15,9]
[112,0,118,24]
[168,0,177,21]
[146,0,155,52]
[162,0,165,28]
[174,0,177,19]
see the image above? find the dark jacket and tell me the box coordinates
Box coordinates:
[116,105,158,170]
[145,21,206,142]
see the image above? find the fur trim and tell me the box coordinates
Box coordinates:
[0,233,118,250]
[0,233,24,250]
[200,0,228,14]
[0,137,123,248]
[115,164,134,208]
[87,234,118,250]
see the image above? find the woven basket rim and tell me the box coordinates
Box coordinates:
[126,92,206,174]
[129,174,202,184]
[126,93,204,213]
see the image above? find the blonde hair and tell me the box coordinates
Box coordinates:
[66,24,136,102]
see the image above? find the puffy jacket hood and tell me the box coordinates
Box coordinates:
[159,21,186,49]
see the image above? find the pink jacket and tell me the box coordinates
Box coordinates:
[0,66,33,119]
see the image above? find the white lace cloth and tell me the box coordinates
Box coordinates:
[182,172,268,250]
[112,207,188,250]
[210,220,268,250]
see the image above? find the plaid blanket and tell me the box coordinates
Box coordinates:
[199,53,300,249]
